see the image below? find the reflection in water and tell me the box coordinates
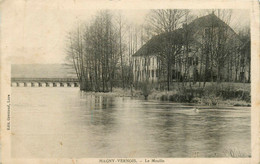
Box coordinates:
[11,88,250,158]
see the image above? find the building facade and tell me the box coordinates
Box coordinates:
[132,13,250,84]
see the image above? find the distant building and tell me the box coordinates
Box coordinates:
[132,13,250,83]
[11,64,77,78]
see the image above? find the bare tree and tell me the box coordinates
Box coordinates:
[146,9,190,90]
[66,10,122,92]
[146,9,190,34]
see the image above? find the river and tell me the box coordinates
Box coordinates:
[11,87,251,158]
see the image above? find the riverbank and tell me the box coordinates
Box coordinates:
[148,90,251,107]
[85,83,251,107]
[84,88,143,98]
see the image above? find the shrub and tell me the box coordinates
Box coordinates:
[159,93,194,103]
[139,82,151,99]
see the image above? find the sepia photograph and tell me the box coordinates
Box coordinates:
[1,0,259,164]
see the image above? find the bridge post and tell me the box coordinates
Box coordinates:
[27,82,31,87]
[11,82,17,87]
[31,82,35,87]
[53,83,57,87]
[39,82,42,87]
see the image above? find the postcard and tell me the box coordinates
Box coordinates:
[1,0,259,164]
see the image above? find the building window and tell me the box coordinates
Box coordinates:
[240,58,245,65]
[172,70,176,79]
[188,57,193,65]
[195,57,199,65]
[152,70,154,77]
[156,69,159,77]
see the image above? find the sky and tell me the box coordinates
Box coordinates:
[1,1,251,64]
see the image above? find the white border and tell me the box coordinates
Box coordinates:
[1,0,259,164]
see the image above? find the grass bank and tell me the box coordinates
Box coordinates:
[85,88,143,98]
[148,83,251,107]
[85,83,251,107]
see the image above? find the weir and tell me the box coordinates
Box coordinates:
[11,78,80,87]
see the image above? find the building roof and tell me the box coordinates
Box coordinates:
[133,28,186,57]
[133,13,239,57]
[188,13,227,29]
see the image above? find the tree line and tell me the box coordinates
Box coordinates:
[66,9,250,92]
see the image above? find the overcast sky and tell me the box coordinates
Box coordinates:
[1,1,251,64]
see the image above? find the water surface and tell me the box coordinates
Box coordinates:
[11,87,251,158]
